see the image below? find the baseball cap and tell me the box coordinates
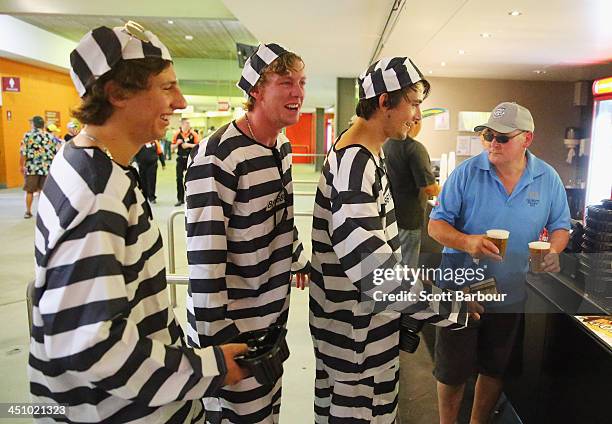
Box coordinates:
[46,123,60,133]
[358,57,424,100]
[237,43,289,96]
[31,116,44,128]
[474,102,535,133]
[70,21,172,97]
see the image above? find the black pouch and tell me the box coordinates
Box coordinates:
[231,326,290,386]
[399,314,424,353]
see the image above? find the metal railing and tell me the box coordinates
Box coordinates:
[167,209,184,307]
[26,280,35,337]
[293,180,318,184]
[166,205,314,306]
[292,153,326,158]
[166,274,189,286]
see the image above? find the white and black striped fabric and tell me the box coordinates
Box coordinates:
[70,22,172,97]
[309,143,467,423]
[184,122,310,423]
[358,57,423,100]
[236,43,288,96]
[29,142,226,423]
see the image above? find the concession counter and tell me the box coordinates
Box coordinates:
[422,200,611,424]
[504,269,611,424]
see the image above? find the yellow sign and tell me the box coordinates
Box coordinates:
[592,76,612,96]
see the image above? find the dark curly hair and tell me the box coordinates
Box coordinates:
[72,58,171,125]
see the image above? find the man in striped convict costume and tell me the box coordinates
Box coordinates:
[184,43,310,423]
[309,57,482,423]
[29,22,249,423]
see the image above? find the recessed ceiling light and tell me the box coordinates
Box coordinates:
[185,35,193,41]
[428,70,433,74]
[508,10,522,16]
[440,61,446,67]
[533,70,547,74]
[458,49,466,55]
[167,20,174,24]
[480,32,491,38]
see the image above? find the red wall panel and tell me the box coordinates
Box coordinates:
[286,113,313,163]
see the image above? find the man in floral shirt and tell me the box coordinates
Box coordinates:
[19,115,57,218]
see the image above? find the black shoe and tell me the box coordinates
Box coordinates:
[174,201,184,207]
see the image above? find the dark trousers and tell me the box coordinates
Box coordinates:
[138,159,158,201]
[162,140,172,160]
[176,156,188,203]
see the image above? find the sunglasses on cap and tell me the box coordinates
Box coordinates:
[122,21,150,42]
[482,130,524,144]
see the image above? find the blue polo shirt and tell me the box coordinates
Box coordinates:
[430,150,570,305]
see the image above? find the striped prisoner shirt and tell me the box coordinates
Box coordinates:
[185,122,309,423]
[29,142,226,423]
[309,143,467,422]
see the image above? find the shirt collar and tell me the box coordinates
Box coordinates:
[525,150,546,178]
[475,150,491,170]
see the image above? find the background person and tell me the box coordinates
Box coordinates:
[428,102,570,424]
[172,118,198,206]
[134,140,165,203]
[19,115,57,219]
[384,117,440,269]
[45,122,64,145]
[162,126,174,160]
[63,120,80,142]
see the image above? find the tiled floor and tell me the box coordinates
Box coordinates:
[0,161,462,423]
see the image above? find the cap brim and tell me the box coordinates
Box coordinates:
[473,123,518,133]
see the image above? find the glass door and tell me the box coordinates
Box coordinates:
[585,97,612,207]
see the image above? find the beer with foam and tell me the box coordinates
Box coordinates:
[529,241,551,273]
[485,229,510,258]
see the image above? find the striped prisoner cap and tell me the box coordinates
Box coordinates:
[358,57,424,100]
[70,21,172,97]
[236,43,289,96]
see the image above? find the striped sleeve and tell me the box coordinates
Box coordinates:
[330,152,467,328]
[402,281,469,329]
[35,195,227,406]
[185,149,239,347]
